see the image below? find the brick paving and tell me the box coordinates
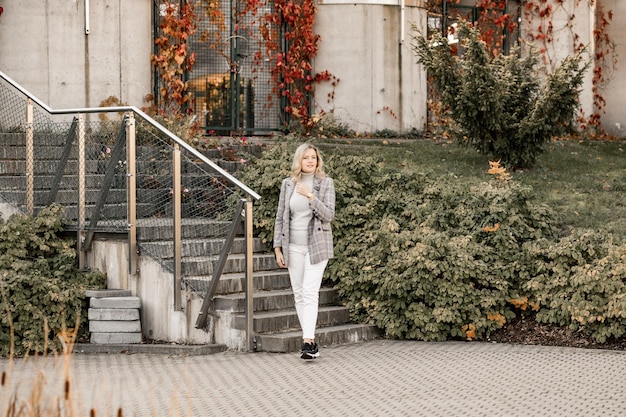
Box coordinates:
[2,340,626,416]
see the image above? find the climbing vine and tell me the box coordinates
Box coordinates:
[145,1,198,120]
[521,0,616,135]
[244,0,334,132]
[147,0,333,134]
[474,0,518,57]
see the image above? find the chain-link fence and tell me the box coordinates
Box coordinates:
[0,79,130,232]
[0,78,85,221]
[0,76,29,209]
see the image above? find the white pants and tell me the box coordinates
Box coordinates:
[287,244,328,340]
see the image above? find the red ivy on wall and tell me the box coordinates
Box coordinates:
[245,0,334,132]
[146,0,333,133]
[474,0,518,57]
[145,1,198,120]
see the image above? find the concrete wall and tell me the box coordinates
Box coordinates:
[0,0,152,111]
[520,0,626,138]
[0,202,21,221]
[599,0,626,138]
[0,1,622,136]
[314,1,428,133]
[555,2,594,120]
[88,239,218,346]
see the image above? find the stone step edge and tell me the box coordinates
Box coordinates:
[86,289,132,298]
[254,323,381,353]
[90,332,143,344]
[74,342,228,356]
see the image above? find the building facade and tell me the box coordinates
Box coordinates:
[0,0,623,137]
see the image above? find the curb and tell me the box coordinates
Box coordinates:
[73,343,228,356]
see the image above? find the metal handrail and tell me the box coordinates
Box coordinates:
[196,198,245,329]
[0,70,261,201]
[1,69,260,350]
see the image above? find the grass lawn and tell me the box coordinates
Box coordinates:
[318,138,626,243]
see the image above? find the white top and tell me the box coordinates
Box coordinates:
[289,172,314,245]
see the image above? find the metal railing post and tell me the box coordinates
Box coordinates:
[244,196,255,351]
[126,113,138,275]
[25,99,34,216]
[173,143,182,311]
[77,114,87,270]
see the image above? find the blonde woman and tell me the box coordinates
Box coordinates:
[274,144,336,359]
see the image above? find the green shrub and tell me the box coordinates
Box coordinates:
[239,143,562,341]
[412,22,588,169]
[234,142,296,245]
[240,142,626,344]
[524,230,626,343]
[282,114,356,138]
[326,161,559,340]
[0,205,106,357]
[373,129,399,139]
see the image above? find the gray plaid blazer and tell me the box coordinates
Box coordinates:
[273,175,335,266]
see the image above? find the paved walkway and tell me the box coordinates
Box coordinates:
[2,340,626,416]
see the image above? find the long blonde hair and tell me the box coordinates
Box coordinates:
[291,143,326,180]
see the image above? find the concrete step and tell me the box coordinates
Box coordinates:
[0,140,135,155]
[140,237,266,259]
[0,145,76,160]
[185,269,291,294]
[28,189,127,205]
[0,133,26,146]
[0,174,122,190]
[137,218,232,240]
[171,253,278,277]
[89,320,141,333]
[91,296,141,309]
[0,146,170,165]
[89,333,143,344]
[88,295,143,345]
[255,323,381,353]
[2,188,128,208]
[86,289,132,298]
[232,305,350,333]
[88,308,140,321]
[50,203,133,222]
[214,287,338,312]
[45,208,152,231]
[0,159,106,175]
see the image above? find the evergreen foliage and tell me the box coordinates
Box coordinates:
[412,22,589,169]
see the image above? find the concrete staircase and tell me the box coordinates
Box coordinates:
[202,269,379,352]
[86,289,143,344]
[0,130,380,353]
[138,221,381,352]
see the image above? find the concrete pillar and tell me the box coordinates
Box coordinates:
[314,0,428,134]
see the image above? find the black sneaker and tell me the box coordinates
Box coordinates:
[300,342,320,360]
